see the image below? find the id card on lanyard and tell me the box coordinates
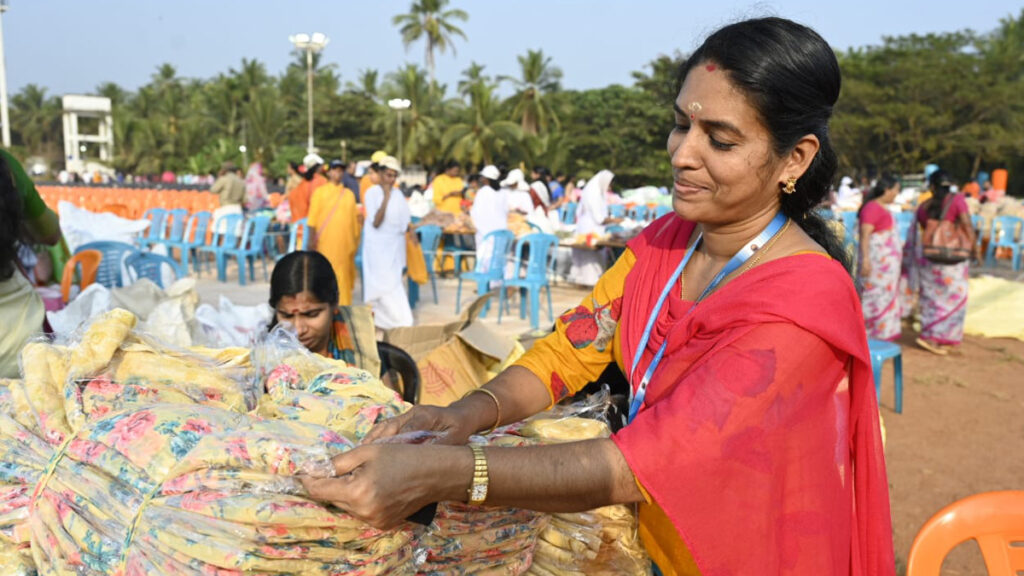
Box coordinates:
[626,213,787,423]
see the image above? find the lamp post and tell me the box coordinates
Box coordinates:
[0,0,11,147]
[288,32,329,154]
[387,98,411,168]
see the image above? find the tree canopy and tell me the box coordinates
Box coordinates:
[6,8,1023,195]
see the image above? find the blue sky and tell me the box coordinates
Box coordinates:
[4,0,1020,97]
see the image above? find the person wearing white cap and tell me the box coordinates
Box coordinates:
[289,154,326,223]
[570,169,615,286]
[502,169,533,214]
[361,155,414,329]
[469,165,508,273]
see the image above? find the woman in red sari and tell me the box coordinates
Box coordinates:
[303,17,894,575]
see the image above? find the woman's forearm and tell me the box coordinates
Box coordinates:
[450,366,553,434]
[373,192,389,228]
[415,439,644,512]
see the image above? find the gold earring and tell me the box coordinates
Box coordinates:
[783,177,797,195]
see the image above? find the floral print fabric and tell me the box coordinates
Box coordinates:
[859,227,903,340]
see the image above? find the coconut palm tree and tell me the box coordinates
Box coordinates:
[443,82,521,166]
[501,49,563,136]
[457,61,490,98]
[392,0,468,85]
[379,64,445,166]
[10,84,62,157]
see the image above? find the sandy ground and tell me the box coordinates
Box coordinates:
[194,257,1023,575]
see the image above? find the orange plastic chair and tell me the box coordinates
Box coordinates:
[61,249,102,303]
[102,203,131,218]
[907,491,1024,576]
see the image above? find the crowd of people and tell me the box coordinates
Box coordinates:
[7,12,1024,573]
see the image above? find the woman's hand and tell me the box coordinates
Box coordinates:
[363,404,482,445]
[301,444,470,530]
[859,258,872,276]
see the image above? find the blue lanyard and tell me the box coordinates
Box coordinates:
[627,213,788,423]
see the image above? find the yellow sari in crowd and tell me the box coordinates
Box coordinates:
[308,183,359,306]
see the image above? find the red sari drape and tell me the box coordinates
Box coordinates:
[612,216,894,575]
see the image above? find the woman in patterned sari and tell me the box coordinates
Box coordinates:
[857,175,902,340]
[909,170,974,355]
[302,18,894,575]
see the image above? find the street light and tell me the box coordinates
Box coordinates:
[239,144,248,167]
[289,32,329,154]
[387,98,411,168]
[0,0,11,147]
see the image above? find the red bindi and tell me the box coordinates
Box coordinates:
[705,64,717,72]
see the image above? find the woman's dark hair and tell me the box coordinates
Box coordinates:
[0,156,23,281]
[288,161,300,173]
[677,17,850,271]
[444,159,461,171]
[858,174,899,219]
[925,169,954,219]
[268,251,338,328]
[302,164,321,181]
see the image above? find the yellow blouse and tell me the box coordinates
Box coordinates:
[515,248,700,575]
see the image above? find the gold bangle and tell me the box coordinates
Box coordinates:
[467,444,489,505]
[463,388,502,435]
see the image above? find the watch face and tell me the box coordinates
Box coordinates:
[470,484,488,502]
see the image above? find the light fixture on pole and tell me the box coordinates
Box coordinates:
[0,0,11,147]
[289,32,329,154]
[387,98,411,168]
[239,144,248,167]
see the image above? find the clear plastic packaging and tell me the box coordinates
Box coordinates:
[10,404,416,575]
[517,387,652,576]
[254,327,409,443]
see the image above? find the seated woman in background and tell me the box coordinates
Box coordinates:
[269,251,380,375]
[857,174,902,340]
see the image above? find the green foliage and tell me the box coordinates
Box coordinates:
[7,9,1023,195]
[392,0,469,84]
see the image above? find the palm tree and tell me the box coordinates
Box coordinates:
[10,84,62,157]
[501,49,563,136]
[457,61,490,97]
[392,0,468,85]
[347,69,381,101]
[379,64,445,166]
[442,82,521,166]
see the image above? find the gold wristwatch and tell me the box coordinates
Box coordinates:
[467,445,489,505]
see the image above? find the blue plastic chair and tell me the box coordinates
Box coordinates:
[217,215,272,285]
[74,241,139,288]
[608,204,626,219]
[138,208,167,248]
[125,251,184,289]
[559,202,578,225]
[629,205,649,221]
[970,214,986,259]
[895,211,915,245]
[868,339,903,414]
[162,211,212,274]
[439,233,476,278]
[288,218,310,253]
[416,225,443,305]
[498,233,559,331]
[654,205,673,219]
[984,216,1023,269]
[196,214,244,277]
[456,229,515,316]
[841,211,859,250]
[163,209,190,242]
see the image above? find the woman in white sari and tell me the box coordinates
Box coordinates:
[361,156,414,329]
[570,170,615,285]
